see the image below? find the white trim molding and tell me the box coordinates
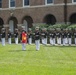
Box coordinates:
[0,3,65,10]
[0,8,2,10]
[3,24,9,27]
[17,24,23,26]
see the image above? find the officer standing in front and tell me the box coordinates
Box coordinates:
[34,27,40,51]
[14,29,19,44]
[1,28,6,46]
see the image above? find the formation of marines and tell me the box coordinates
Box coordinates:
[0,27,76,50]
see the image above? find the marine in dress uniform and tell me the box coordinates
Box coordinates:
[34,27,40,51]
[49,29,53,45]
[56,28,62,45]
[1,28,6,46]
[73,28,76,45]
[28,28,32,45]
[41,28,48,45]
[52,29,56,45]
[20,29,27,50]
[8,29,12,44]
[62,29,68,46]
[14,29,19,44]
[67,28,72,45]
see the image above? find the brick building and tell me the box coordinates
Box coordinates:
[0,0,76,33]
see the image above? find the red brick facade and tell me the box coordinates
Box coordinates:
[0,0,76,33]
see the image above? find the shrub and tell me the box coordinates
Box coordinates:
[47,24,70,30]
[67,24,76,29]
[32,24,49,32]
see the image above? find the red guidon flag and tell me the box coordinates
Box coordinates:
[22,32,27,43]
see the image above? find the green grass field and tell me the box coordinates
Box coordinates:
[0,44,76,75]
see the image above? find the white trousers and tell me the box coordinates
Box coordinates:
[63,38,67,46]
[35,40,40,50]
[8,38,11,44]
[15,38,18,44]
[65,38,68,44]
[52,38,55,45]
[42,39,44,44]
[1,38,5,46]
[22,43,26,50]
[28,38,32,44]
[42,38,47,45]
[75,38,76,45]
[50,38,53,45]
[57,38,61,45]
[63,38,65,45]
[68,38,71,45]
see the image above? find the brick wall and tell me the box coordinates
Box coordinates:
[2,0,8,8]
[0,0,76,25]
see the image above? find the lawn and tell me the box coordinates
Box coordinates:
[0,44,76,75]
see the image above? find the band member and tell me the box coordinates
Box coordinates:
[67,28,72,45]
[34,27,40,51]
[28,28,32,45]
[41,28,48,45]
[73,28,76,45]
[8,29,12,44]
[56,28,62,45]
[1,28,6,46]
[20,29,27,50]
[62,29,68,46]
[14,29,19,44]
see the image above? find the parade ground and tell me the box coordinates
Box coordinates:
[0,44,76,75]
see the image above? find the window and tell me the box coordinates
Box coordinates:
[23,0,29,6]
[45,0,54,5]
[0,0,2,8]
[72,0,76,3]
[47,0,53,4]
[73,0,76,2]
[9,0,15,8]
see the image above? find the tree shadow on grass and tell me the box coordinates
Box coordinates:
[9,50,22,52]
[9,49,35,52]
[27,49,35,51]
[43,45,76,48]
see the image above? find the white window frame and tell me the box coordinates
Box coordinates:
[72,0,76,3]
[23,0,30,7]
[9,0,15,8]
[45,0,54,5]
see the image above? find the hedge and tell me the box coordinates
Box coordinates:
[32,24,73,31]
[67,24,76,29]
